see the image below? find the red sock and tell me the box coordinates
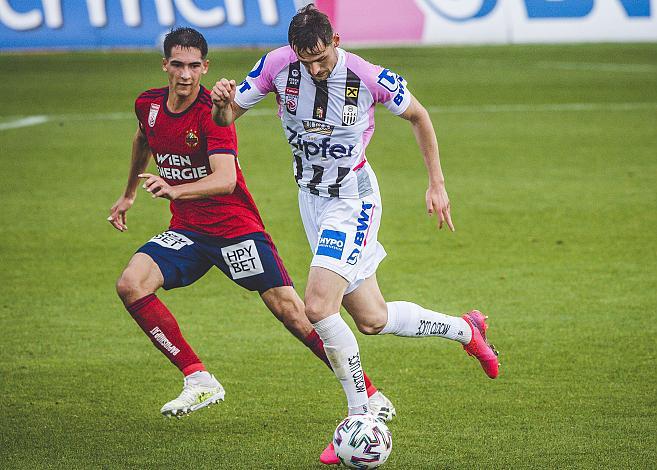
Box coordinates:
[304,330,377,397]
[126,294,205,376]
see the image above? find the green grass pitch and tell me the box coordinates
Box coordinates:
[1,43,656,468]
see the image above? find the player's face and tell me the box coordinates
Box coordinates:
[162,46,208,98]
[295,33,340,81]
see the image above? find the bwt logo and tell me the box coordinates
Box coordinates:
[420,0,650,21]
[0,0,282,31]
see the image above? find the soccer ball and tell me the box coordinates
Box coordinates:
[333,415,392,469]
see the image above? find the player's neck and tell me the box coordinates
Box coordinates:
[167,85,200,113]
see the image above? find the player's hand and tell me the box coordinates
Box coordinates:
[138,173,178,200]
[426,183,455,232]
[108,195,135,232]
[211,78,237,106]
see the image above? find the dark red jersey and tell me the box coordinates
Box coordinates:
[135,86,265,238]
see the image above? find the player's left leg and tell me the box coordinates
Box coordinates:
[342,274,499,379]
[259,286,382,402]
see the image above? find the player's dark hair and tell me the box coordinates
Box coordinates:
[163,27,208,59]
[288,3,333,54]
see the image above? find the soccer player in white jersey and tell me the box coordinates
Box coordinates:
[211,4,500,464]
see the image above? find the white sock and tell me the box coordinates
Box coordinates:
[380,301,472,345]
[313,313,369,416]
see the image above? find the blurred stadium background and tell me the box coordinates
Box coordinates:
[1,1,656,468]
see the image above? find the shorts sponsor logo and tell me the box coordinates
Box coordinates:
[221,239,264,280]
[149,231,194,250]
[316,229,346,259]
[346,248,360,266]
[148,103,160,127]
[303,120,334,136]
[354,202,374,247]
[342,104,358,126]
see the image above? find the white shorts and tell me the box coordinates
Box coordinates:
[298,184,387,295]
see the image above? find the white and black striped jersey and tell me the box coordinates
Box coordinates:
[234,46,412,199]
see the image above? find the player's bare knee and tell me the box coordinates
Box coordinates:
[356,316,387,335]
[277,297,305,323]
[116,270,149,305]
[305,297,328,324]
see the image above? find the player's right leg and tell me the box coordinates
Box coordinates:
[116,231,224,417]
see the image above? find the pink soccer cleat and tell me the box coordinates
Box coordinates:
[319,442,340,465]
[462,310,499,379]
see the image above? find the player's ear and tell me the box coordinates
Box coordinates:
[333,33,340,48]
[202,59,209,75]
[162,57,168,72]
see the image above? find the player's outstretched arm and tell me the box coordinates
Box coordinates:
[399,96,455,232]
[139,153,237,201]
[107,127,151,232]
[211,78,247,126]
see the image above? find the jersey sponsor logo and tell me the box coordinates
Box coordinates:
[285,86,299,96]
[238,79,251,94]
[302,120,334,136]
[247,54,266,78]
[342,105,358,126]
[156,153,209,180]
[185,129,199,148]
[377,69,400,93]
[346,86,359,98]
[221,240,265,280]
[316,229,346,259]
[149,231,194,251]
[148,103,160,127]
[314,106,325,120]
[158,165,208,180]
[286,94,298,113]
[393,77,407,106]
[286,126,355,160]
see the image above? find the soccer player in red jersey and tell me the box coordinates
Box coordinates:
[107,27,394,420]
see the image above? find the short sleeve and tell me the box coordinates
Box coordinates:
[234,54,271,110]
[234,46,295,110]
[134,98,146,132]
[204,113,237,157]
[373,68,413,116]
[345,52,413,116]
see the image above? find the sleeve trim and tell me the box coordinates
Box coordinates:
[208,148,237,157]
